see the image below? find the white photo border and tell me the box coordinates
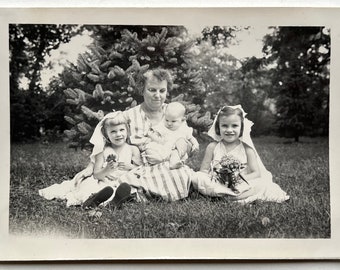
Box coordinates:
[0,7,339,261]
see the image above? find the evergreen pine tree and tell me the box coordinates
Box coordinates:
[63,26,213,149]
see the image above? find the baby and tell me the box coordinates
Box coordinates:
[144,102,199,169]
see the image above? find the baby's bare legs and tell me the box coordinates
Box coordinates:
[169,138,191,169]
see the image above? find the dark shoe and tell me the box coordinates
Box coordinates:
[111,182,132,210]
[82,186,114,209]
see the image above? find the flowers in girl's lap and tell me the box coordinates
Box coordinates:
[212,155,248,193]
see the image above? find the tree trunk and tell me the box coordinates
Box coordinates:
[294,130,299,142]
[28,29,46,93]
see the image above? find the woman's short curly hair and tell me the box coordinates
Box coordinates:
[135,68,173,95]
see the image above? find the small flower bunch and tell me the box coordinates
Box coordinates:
[106,154,118,163]
[212,155,247,190]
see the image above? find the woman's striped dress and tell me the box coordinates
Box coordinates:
[120,105,192,201]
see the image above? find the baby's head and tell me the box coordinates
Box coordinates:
[101,112,129,146]
[164,102,186,131]
[215,106,244,137]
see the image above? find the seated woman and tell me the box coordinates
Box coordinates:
[39,68,195,206]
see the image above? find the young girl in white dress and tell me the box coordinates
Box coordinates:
[39,111,142,207]
[192,105,290,203]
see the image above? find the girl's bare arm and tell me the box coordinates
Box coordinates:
[242,144,261,181]
[199,142,217,173]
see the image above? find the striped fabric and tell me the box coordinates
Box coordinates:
[120,163,192,201]
[122,105,192,201]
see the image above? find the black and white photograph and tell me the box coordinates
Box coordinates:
[1,7,340,261]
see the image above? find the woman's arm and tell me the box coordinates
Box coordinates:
[242,144,261,181]
[199,142,217,173]
[143,143,168,165]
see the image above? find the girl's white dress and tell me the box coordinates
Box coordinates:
[192,141,290,203]
[38,144,133,207]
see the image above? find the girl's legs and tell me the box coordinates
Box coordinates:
[111,182,132,209]
[82,182,132,210]
[82,186,114,209]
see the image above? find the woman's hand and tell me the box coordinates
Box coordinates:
[143,145,166,165]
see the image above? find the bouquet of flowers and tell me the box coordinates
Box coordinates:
[212,155,248,191]
[106,154,117,163]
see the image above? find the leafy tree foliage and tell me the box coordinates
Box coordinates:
[194,29,274,136]
[43,76,72,140]
[62,26,212,149]
[199,26,240,47]
[238,57,275,136]
[193,41,242,108]
[9,24,79,141]
[263,27,330,141]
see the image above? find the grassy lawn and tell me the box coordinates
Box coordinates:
[9,136,330,238]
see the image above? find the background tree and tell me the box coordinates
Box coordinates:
[9,24,80,141]
[194,26,243,113]
[62,26,212,149]
[194,27,274,135]
[43,75,72,141]
[199,26,241,47]
[193,40,242,109]
[238,56,275,136]
[263,26,330,141]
